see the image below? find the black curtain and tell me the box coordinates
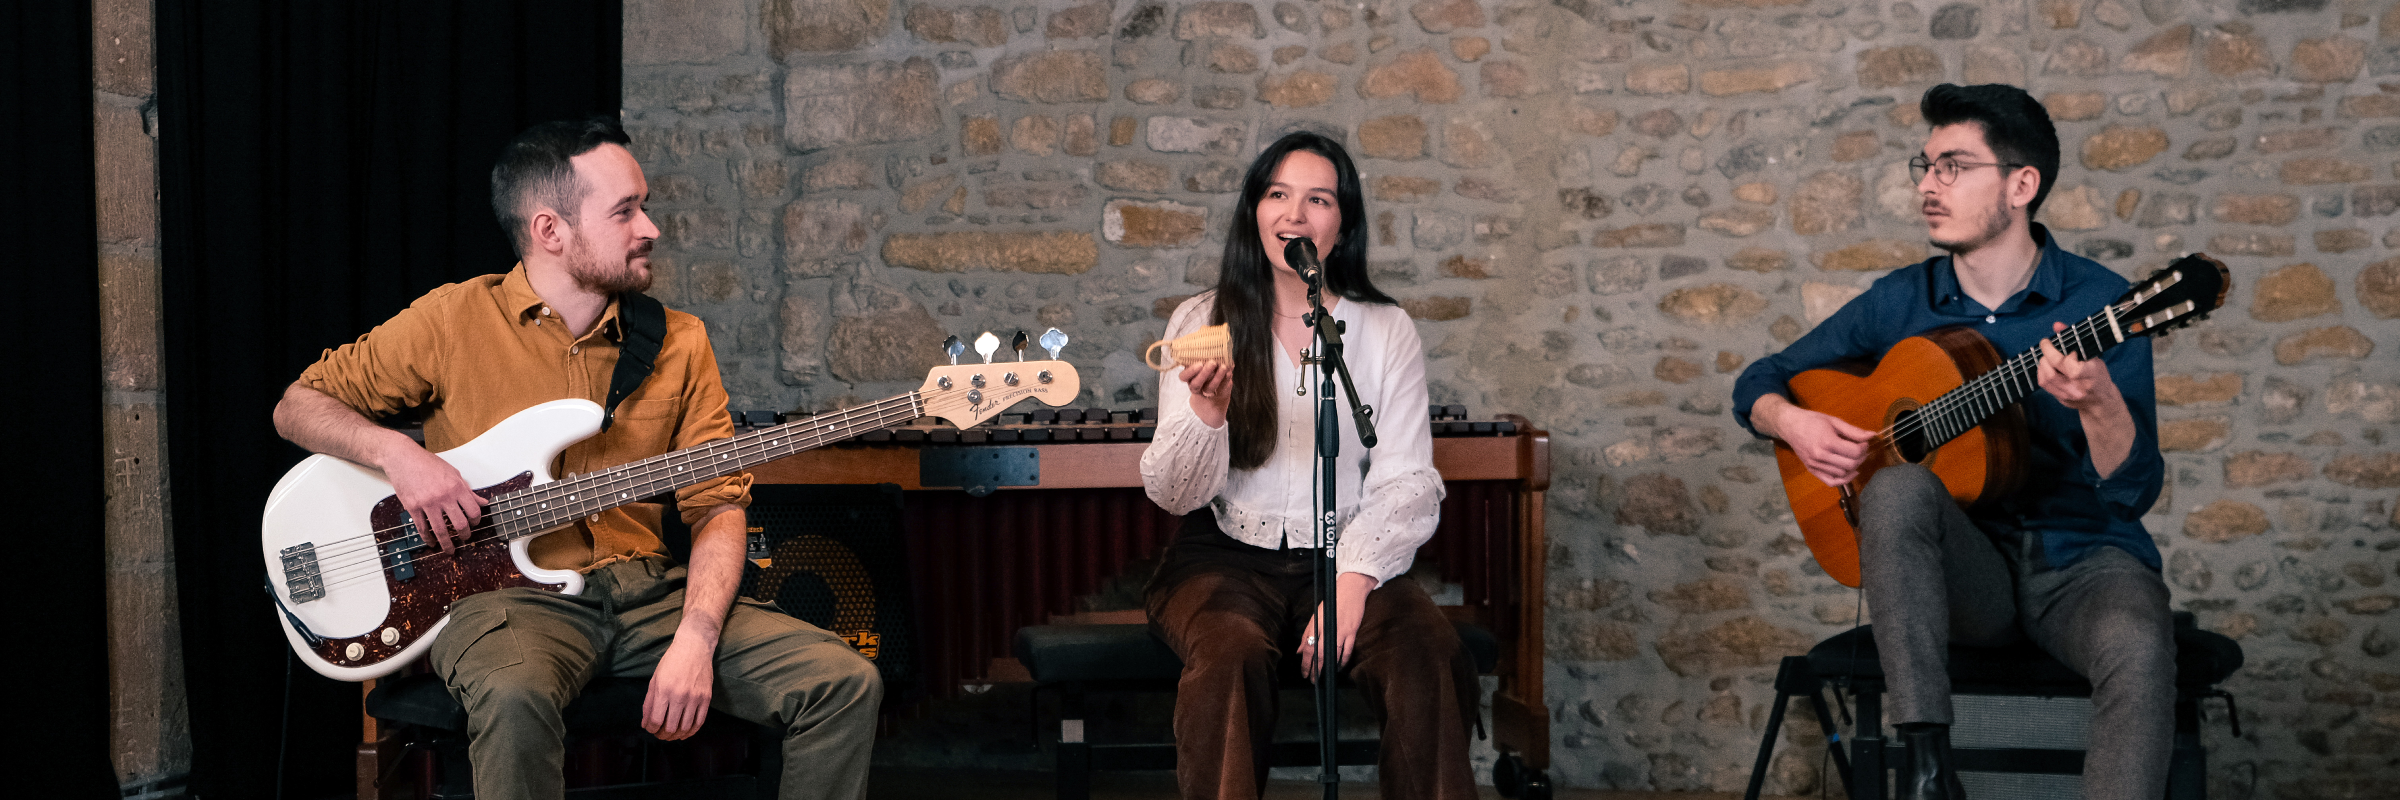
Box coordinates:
[157,4,619,796]
[4,1,114,797]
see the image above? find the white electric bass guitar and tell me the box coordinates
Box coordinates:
[264,331,1080,681]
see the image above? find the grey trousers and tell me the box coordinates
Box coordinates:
[427,557,884,800]
[1856,464,2175,800]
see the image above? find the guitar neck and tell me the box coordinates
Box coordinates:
[482,392,925,540]
[1905,302,2130,450]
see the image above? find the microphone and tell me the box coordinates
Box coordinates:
[1282,236,1322,288]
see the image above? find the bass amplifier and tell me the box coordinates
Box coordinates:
[738,484,918,693]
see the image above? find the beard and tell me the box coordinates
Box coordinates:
[565,228,653,294]
[1926,187,2013,255]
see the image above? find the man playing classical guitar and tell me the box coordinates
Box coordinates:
[273,117,880,800]
[1733,85,2170,800]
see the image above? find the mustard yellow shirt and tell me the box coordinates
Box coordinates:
[298,264,752,572]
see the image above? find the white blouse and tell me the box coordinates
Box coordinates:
[1139,291,1445,584]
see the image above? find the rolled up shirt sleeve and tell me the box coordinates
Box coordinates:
[297,285,458,418]
[2083,332,2164,521]
[667,318,752,525]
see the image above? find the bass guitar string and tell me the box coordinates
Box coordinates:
[293,395,928,596]
[301,397,926,598]
[293,393,924,588]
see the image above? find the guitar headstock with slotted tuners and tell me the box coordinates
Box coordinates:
[2115,253,2231,339]
[917,328,1082,429]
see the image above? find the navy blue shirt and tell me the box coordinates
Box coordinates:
[1732,225,2165,572]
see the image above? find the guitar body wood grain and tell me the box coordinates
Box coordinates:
[1772,326,2026,587]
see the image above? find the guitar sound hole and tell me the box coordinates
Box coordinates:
[1890,408,1930,463]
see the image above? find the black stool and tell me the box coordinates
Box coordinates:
[1743,611,2243,800]
[1013,621,1504,800]
[366,673,780,799]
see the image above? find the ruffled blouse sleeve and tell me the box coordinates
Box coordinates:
[1140,294,1231,516]
[1333,307,1444,584]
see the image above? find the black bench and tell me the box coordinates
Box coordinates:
[1014,620,1504,800]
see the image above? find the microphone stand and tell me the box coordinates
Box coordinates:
[1295,242,1377,800]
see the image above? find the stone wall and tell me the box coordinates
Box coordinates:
[622,0,2397,795]
[96,0,189,790]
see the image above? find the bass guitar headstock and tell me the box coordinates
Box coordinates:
[917,328,1082,430]
[2116,252,2232,338]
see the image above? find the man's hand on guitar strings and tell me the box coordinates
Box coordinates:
[1760,395,1875,488]
[382,444,485,556]
[2037,321,2122,413]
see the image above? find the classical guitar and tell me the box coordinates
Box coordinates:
[263,330,1081,681]
[1775,254,2230,587]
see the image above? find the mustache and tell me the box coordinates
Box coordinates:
[1921,200,1946,215]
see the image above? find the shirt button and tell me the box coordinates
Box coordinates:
[571,346,580,355]
[541,306,551,316]
[1985,315,1997,323]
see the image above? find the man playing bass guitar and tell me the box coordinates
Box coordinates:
[1732,85,2170,800]
[273,117,880,800]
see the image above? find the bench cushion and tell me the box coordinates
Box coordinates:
[1014,621,1501,684]
[1805,611,2243,695]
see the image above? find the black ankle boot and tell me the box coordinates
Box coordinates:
[1897,722,1967,800]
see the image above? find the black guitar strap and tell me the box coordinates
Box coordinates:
[601,291,666,432]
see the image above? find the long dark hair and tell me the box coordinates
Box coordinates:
[1213,131,1393,470]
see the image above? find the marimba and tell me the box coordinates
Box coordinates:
[745,404,1554,776]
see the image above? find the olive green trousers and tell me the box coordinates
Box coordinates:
[427,556,882,800]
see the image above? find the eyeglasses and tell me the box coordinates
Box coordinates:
[1909,155,2023,186]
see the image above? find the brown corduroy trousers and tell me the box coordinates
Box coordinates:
[1144,511,1480,800]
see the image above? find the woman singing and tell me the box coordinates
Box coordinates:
[1140,131,1477,800]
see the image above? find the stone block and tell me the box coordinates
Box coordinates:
[2157,372,2242,405]
[2046,37,2110,76]
[905,5,1009,47]
[2251,263,2341,321]
[994,50,1108,103]
[1857,47,1942,88]
[1697,207,1776,237]
[1963,44,2024,85]
[1440,121,1497,169]
[2325,453,2400,487]
[1175,2,1263,40]
[1652,616,1814,677]
[2046,92,2107,121]
[2203,28,2273,76]
[2274,326,2374,364]
[1481,60,1535,97]
[1259,70,1336,106]
[2160,417,2231,452]
[2283,157,2371,184]
[1728,248,1789,272]
[2207,232,2295,257]
[1812,240,1927,271]
[2327,379,2400,422]
[2359,256,2400,316]
[1147,117,1245,154]
[765,0,893,56]
[2316,228,2371,252]
[1360,49,1463,103]
[1064,115,1098,156]
[826,304,947,383]
[1411,0,1487,33]
[1048,1,1113,39]
[804,158,878,191]
[1103,199,1207,248]
[1626,62,1691,96]
[784,58,939,152]
[962,116,1002,156]
[1374,176,1441,202]
[2213,193,2301,225]
[2226,451,2315,487]
[1124,78,1180,104]
[2184,500,2271,543]
[1010,116,1062,156]
[2121,25,2193,77]
[1400,296,1472,319]
[2293,36,2368,82]
[1658,284,1769,326]
[882,232,1099,273]
[2256,127,2339,153]
[1594,223,1686,248]
[1204,43,1260,74]
[2041,186,2109,231]
[2083,126,2170,171]
[1098,160,1173,192]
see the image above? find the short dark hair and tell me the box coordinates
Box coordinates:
[1920,83,2060,218]
[490,116,632,255]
